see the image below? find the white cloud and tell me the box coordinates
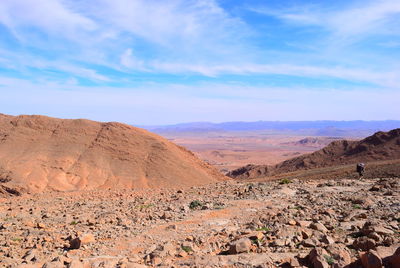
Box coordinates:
[250,0,400,39]
[0,0,399,95]
[83,0,246,48]
[147,62,399,87]
[329,0,400,37]
[0,0,253,79]
[0,0,248,56]
[0,0,96,41]
[120,48,145,70]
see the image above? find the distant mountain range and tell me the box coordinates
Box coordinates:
[143,120,400,137]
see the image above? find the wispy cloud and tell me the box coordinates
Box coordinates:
[120,48,146,71]
[249,0,400,40]
[0,0,252,81]
[146,62,399,87]
[0,0,97,42]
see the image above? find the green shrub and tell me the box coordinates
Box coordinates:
[189,200,203,209]
[256,226,270,232]
[324,255,334,265]
[137,203,154,209]
[181,245,193,252]
[279,178,292,184]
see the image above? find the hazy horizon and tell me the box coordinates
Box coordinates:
[1,0,399,124]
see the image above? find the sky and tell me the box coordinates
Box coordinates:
[0,0,399,125]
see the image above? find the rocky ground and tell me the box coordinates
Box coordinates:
[0,177,399,267]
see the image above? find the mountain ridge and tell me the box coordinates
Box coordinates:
[227,128,400,179]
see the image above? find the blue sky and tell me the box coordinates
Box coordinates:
[0,0,399,125]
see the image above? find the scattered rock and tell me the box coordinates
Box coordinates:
[69,238,81,250]
[353,237,376,251]
[360,250,383,268]
[229,238,252,254]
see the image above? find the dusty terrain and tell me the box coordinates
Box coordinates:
[0,114,224,194]
[165,132,343,172]
[1,176,399,267]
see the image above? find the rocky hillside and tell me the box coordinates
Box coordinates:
[0,114,225,193]
[0,177,399,267]
[282,137,343,148]
[228,129,400,179]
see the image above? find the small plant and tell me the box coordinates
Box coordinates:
[181,245,193,253]
[213,202,225,210]
[324,254,334,265]
[251,238,264,246]
[11,237,22,242]
[256,226,270,232]
[189,200,203,209]
[279,178,292,185]
[137,203,154,209]
[353,204,362,209]
[70,221,78,225]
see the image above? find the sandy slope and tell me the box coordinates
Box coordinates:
[0,114,225,193]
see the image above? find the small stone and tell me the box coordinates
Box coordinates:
[320,235,335,245]
[389,255,400,268]
[367,232,382,242]
[360,250,383,268]
[382,236,394,246]
[281,256,300,267]
[326,243,352,266]
[178,250,188,258]
[297,220,312,227]
[22,249,37,262]
[229,238,252,254]
[353,237,376,251]
[69,238,81,250]
[248,231,264,241]
[307,248,330,268]
[310,222,328,233]
[36,222,46,229]
[301,229,313,239]
[151,256,162,266]
[373,226,394,236]
[302,238,316,247]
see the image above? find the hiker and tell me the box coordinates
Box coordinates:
[356,163,365,178]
